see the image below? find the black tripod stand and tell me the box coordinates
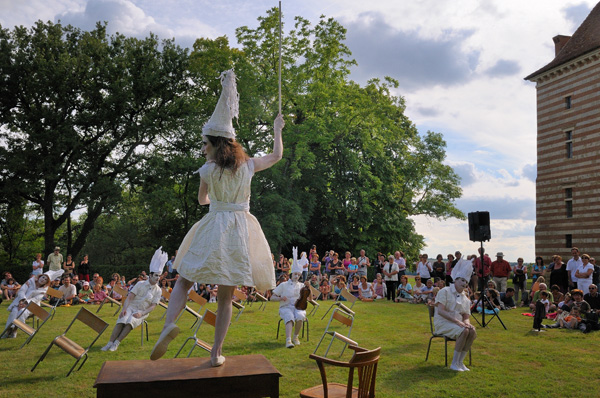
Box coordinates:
[470,241,507,329]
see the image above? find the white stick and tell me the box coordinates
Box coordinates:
[278,1,282,114]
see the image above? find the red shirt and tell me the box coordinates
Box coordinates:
[491,259,512,277]
[474,255,492,277]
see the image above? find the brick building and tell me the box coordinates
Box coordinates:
[525,3,600,262]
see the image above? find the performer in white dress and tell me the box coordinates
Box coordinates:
[3,269,63,338]
[151,70,284,366]
[101,247,166,352]
[434,254,477,371]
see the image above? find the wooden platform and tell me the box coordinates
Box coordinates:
[94,354,282,398]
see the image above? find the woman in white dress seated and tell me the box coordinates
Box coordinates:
[433,255,477,371]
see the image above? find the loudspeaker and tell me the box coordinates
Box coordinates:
[468,211,491,242]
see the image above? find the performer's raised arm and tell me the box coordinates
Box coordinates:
[253,114,284,172]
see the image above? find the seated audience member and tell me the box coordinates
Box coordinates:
[539,291,551,313]
[583,284,600,314]
[71,275,82,294]
[330,276,347,301]
[89,273,101,290]
[208,284,219,303]
[53,275,79,306]
[427,287,440,306]
[413,276,425,297]
[348,275,361,297]
[372,273,386,300]
[570,290,591,325]
[501,287,517,309]
[486,280,497,290]
[92,278,108,304]
[530,283,555,312]
[477,289,500,314]
[559,307,582,329]
[309,274,319,291]
[319,278,330,301]
[395,275,413,302]
[196,283,209,301]
[551,285,564,308]
[1,272,20,300]
[358,276,374,302]
[78,281,94,303]
[414,279,434,304]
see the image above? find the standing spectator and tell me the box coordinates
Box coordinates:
[473,247,492,292]
[491,252,512,293]
[347,257,359,279]
[575,254,594,295]
[166,254,176,279]
[394,251,407,277]
[445,253,455,285]
[275,254,284,281]
[309,245,318,260]
[357,249,370,278]
[78,254,91,282]
[373,253,385,275]
[432,254,446,282]
[383,255,399,301]
[550,255,569,294]
[329,253,344,276]
[309,253,321,279]
[281,257,291,277]
[32,253,44,276]
[531,256,545,283]
[63,254,75,277]
[342,251,352,275]
[512,258,528,306]
[566,247,582,290]
[583,284,600,314]
[47,246,63,272]
[591,257,600,286]
[416,254,432,284]
[297,252,309,282]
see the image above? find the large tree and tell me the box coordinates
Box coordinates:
[0,21,191,258]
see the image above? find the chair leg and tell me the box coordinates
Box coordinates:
[67,357,82,377]
[444,339,448,367]
[425,337,433,361]
[321,304,334,320]
[0,326,9,339]
[175,337,194,358]
[468,349,472,365]
[186,341,197,358]
[313,333,327,355]
[276,319,282,339]
[50,308,56,320]
[31,341,55,372]
[113,304,121,317]
[96,301,104,313]
[77,354,89,371]
[189,317,199,330]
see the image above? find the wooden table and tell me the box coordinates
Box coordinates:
[94,354,282,398]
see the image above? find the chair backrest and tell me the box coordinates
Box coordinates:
[27,301,51,322]
[233,289,246,303]
[75,307,109,334]
[46,287,63,299]
[309,285,321,300]
[202,309,217,327]
[332,309,353,327]
[189,290,208,307]
[112,285,128,299]
[349,346,381,398]
[162,288,171,300]
[340,289,358,305]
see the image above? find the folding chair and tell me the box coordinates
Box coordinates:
[40,287,63,320]
[308,285,321,316]
[321,288,358,320]
[96,285,126,316]
[174,309,217,358]
[248,289,269,311]
[276,317,309,341]
[176,290,208,329]
[232,289,246,321]
[0,301,51,349]
[425,305,471,367]
[314,308,357,358]
[158,288,171,320]
[31,307,109,376]
[300,346,381,398]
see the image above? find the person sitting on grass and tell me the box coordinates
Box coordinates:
[78,281,94,303]
[414,279,434,303]
[501,287,517,309]
[92,278,108,304]
[539,291,550,313]
[52,275,78,306]
[551,285,564,308]
[372,273,387,300]
[559,307,582,329]
[530,283,555,312]
[358,275,374,302]
[395,275,413,302]
[319,278,330,300]
[348,275,361,297]
[330,276,346,301]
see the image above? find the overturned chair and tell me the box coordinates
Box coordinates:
[314,307,357,358]
[175,309,217,358]
[0,301,51,349]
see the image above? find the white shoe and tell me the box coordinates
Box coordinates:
[450,351,463,371]
[459,351,470,371]
[9,331,17,339]
[109,340,120,351]
[211,355,225,367]
[293,336,301,346]
[286,338,294,348]
[450,363,465,371]
[101,342,114,351]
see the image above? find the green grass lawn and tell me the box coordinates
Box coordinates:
[2,295,600,398]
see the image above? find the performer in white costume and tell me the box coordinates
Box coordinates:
[3,269,63,338]
[433,254,477,371]
[151,70,284,367]
[271,247,309,348]
[101,247,166,352]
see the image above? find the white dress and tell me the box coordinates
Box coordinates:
[117,280,161,329]
[174,159,276,292]
[433,284,471,339]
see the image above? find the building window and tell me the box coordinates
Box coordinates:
[565,96,572,109]
[565,131,573,158]
[566,234,572,248]
[565,188,573,218]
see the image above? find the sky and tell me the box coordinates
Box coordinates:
[1,0,596,262]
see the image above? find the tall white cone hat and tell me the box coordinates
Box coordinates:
[149,246,168,275]
[202,69,239,139]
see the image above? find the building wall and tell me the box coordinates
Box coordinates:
[534,49,600,262]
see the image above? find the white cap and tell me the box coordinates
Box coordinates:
[202,70,239,139]
[149,247,168,275]
[451,257,473,281]
[291,246,302,274]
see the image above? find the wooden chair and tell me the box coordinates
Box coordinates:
[321,289,357,320]
[174,309,217,358]
[31,307,109,376]
[232,289,246,321]
[176,290,208,328]
[96,285,127,316]
[248,289,269,311]
[308,285,321,316]
[300,345,381,398]
[0,301,51,349]
[158,288,171,320]
[425,305,471,367]
[40,287,63,320]
[314,308,357,358]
